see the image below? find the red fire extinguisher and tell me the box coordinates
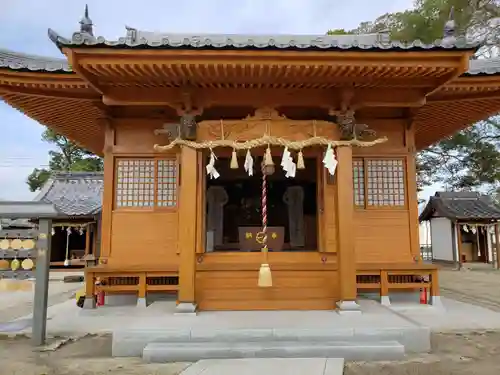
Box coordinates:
[95,279,105,306]
[419,275,429,304]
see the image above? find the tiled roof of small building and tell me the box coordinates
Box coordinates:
[34,172,103,217]
[419,191,500,222]
[0,48,71,73]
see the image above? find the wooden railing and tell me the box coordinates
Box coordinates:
[85,265,179,301]
[356,263,439,301]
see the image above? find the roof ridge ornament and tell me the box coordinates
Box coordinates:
[443,6,456,45]
[80,4,94,36]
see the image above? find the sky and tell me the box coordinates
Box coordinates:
[0,0,441,205]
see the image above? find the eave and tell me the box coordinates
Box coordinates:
[0,68,105,155]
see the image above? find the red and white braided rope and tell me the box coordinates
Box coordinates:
[261,163,267,247]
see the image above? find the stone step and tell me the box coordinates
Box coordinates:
[142,340,405,363]
[113,327,430,357]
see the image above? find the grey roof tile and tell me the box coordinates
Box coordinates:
[47,27,478,51]
[0,48,71,73]
[466,58,500,75]
[34,172,103,217]
[419,191,500,222]
[0,29,496,76]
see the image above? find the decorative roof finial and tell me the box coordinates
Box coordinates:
[443,6,455,39]
[79,4,93,36]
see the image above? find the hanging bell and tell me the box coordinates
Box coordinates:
[263,146,275,176]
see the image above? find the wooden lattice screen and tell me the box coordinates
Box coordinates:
[115,158,178,208]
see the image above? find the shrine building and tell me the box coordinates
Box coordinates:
[2,7,500,313]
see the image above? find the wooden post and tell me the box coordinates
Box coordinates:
[99,120,115,261]
[137,273,147,307]
[405,154,420,261]
[84,226,91,257]
[83,270,96,309]
[429,268,443,307]
[380,270,390,306]
[495,223,500,270]
[32,219,52,346]
[457,222,464,268]
[335,146,360,313]
[176,146,198,314]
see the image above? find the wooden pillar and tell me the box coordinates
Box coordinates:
[429,268,443,307]
[380,270,390,305]
[99,120,115,262]
[335,146,360,313]
[176,146,198,314]
[137,273,147,307]
[84,226,91,257]
[405,154,420,261]
[495,223,500,270]
[457,222,464,268]
[32,219,52,346]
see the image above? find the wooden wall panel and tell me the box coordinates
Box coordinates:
[353,119,407,155]
[109,211,178,267]
[196,269,339,310]
[113,118,172,154]
[354,211,413,263]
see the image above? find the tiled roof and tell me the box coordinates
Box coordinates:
[0,29,497,76]
[419,191,500,222]
[34,172,103,217]
[48,27,478,51]
[466,57,500,76]
[0,48,71,73]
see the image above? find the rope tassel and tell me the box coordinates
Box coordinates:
[297,150,305,169]
[230,149,239,169]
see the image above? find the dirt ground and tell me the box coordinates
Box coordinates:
[0,335,190,375]
[1,331,499,375]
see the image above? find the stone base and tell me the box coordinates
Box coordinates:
[380,296,391,306]
[336,300,362,315]
[136,297,147,308]
[174,302,197,315]
[83,297,96,309]
[105,293,138,306]
[430,295,445,309]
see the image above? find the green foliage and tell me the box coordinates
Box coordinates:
[329,0,500,195]
[26,128,103,192]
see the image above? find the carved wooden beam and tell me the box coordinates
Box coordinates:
[102,87,426,109]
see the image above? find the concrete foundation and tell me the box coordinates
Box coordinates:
[111,300,430,360]
[336,300,362,315]
[175,302,197,315]
[105,293,138,306]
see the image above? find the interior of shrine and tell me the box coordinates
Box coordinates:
[205,155,318,252]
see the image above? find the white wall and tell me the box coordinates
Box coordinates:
[430,217,454,261]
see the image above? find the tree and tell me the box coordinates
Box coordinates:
[329,0,500,195]
[26,128,103,192]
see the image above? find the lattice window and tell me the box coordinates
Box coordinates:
[115,158,177,209]
[366,159,405,207]
[352,159,365,207]
[157,159,178,207]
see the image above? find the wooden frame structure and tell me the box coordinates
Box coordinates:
[3,8,500,312]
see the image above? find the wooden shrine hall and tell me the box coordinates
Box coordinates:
[2,7,500,313]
